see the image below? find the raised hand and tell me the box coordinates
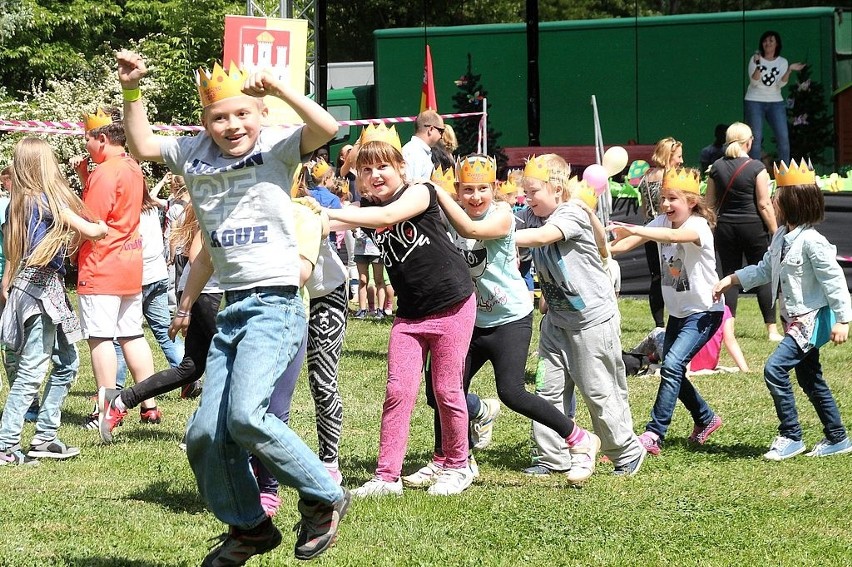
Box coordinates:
[116,50,147,88]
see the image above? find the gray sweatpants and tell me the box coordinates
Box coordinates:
[533,313,642,468]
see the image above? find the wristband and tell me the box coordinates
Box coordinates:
[123,87,141,102]
[175,310,191,318]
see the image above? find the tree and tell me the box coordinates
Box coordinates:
[786,64,833,169]
[451,54,508,171]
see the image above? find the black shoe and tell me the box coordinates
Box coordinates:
[293,489,351,560]
[202,518,282,566]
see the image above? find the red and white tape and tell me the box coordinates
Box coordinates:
[0,111,484,136]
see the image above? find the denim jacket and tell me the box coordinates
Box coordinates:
[736,225,852,323]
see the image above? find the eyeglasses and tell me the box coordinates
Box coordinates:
[428,125,446,135]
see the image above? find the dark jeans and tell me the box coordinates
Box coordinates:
[646,311,722,439]
[715,220,776,324]
[644,241,664,327]
[763,335,847,443]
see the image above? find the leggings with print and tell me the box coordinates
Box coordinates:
[375,294,476,480]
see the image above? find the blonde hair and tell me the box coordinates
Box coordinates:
[442,124,458,152]
[662,185,717,228]
[650,137,682,169]
[6,138,94,275]
[542,154,571,201]
[724,122,753,158]
[169,198,199,254]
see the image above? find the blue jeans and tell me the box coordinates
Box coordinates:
[116,279,184,387]
[0,314,79,449]
[763,335,847,444]
[744,99,790,164]
[184,288,342,530]
[646,311,722,439]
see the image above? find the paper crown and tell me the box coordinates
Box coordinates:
[82,107,113,131]
[311,158,331,180]
[457,155,497,184]
[662,168,700,194]
[523,155,550,182]
[359,123,401,150]
[499,178,518,195]
[774,158,816,187]
[431,166,457,195]
[568,177,597,209]
[196,62,249,108]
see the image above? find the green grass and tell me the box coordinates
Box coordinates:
[1,296,851,566]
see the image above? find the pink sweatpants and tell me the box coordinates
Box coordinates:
[375,294,476,480]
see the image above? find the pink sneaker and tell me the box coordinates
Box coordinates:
[324,464,343,485]
[637,431,662,456]
[688,415,723,445]
[260,492,281,517]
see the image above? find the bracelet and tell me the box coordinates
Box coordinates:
[122,87,141,102]
[175,310,191,318]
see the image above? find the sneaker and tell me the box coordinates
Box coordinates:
[260,492,280,518]
[0,449,39,466]
[638,431,662,456]
[140,407,162,424]
[293,489,351,560]
[180,380,203,399]
[427,467,474,496]
[764,436,807,461]
[402,461,443,487]
[201,518,282,567]
[82,406,99,430]
[468,455,479,479]
[352,476,403,497]
[612,446,648,477]
[566,432,601,485]
[688,414,723,445]
[353,309,368,320]
[24,401,40,423]
[26,439,80,460]
[324,463,343,486]
[806,437,852,457]
[98,387,127,443]
[373,309,385,320]
[523,464,555,476]
[471,398,501,450]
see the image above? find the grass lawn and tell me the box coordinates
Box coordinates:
[0,296,850,566]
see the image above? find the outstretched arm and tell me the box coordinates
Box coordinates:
[435,189,512,240]
[325,184,430,229]
[117,50,164,162]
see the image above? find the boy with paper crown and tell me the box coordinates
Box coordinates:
[514,154,646,481]
[115,50,349,564]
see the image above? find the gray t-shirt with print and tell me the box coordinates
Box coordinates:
[160,126,303,291]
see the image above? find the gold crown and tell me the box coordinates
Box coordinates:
[82,107,112,131]
[567,176,597,209]
[774,158,816,187]
[290,163,305,198]
[196,62,250,108]
[431,166,456,195]
[458,155,497,184]
[523,155,550,182]
[311,158,331,180]
[359,123,401,150]
[662,167,700,194]
[499,178,517,195]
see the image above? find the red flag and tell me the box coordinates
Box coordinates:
[420,45,437,113]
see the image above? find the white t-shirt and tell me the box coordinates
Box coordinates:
[648,214,724,318]
[139,208,168,286]
[305,238,348,299]
[745,55,789,103]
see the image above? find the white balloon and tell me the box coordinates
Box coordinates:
[603,146,629,176]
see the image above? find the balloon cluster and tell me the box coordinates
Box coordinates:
[582,146,629,197]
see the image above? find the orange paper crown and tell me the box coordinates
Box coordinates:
[82,107,112,131]
[662,167,700,194]
[311,158,332,180]
[431,166,457,195]
[523,155,550,182]
[196,62,249,108]
[457,155,497,184]
[774,158,816,187]
[567,176,597,209]
[359,123,401,150]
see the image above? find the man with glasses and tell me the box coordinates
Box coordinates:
[402,110,445,182]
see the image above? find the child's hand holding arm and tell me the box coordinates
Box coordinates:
[61,209,108,241]
[712,274,740,303]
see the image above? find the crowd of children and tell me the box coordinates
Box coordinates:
[0,50,849,566]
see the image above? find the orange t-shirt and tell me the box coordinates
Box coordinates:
[77,154,144,295]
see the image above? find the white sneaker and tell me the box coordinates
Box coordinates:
[352,476,403,497]
[468,455,479,478]
[427,467,474,496]
[402,461,443,487]
[471,398,501,450]
[566,431,601,485]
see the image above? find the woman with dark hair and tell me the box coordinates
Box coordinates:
[744,31,804,164]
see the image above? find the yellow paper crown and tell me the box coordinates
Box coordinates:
[311,158,332,180]
[196,62,250,108]
[662,167,700,194]
[431,166,457,195]
[290,163,305,198]
[499,179,517,195]
[457,155,497,184]
[359,123,401,150]
[774,158,816,187]
[523,155,550,182]
[82,107,112,132]
[567,176,597,209]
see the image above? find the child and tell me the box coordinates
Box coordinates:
[116,50,349,563]
[325,124,477,497]
[515,154,644,479]
[0,137,107,465]
[714,160,851,460]
[608,168,725,456]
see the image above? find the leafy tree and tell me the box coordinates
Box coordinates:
[786,65,833,169]
[451,54,508,170]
